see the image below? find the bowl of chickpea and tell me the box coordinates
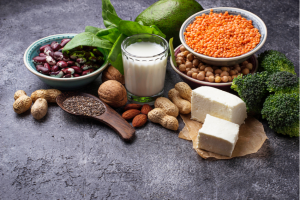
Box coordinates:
[179,7,267,67]
[170,44,258,90]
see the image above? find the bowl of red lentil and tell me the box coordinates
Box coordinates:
[179,7,267,66]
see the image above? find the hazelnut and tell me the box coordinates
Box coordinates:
[98,80,127,108]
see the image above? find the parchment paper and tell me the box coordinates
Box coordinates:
[179,114,268,159]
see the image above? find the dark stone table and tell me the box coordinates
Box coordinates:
[0,0,298,199]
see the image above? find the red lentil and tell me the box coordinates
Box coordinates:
[184,9,261,58]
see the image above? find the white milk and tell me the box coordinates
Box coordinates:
[122,42,167,97]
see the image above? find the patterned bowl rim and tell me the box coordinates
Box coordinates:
[170,44,258,86]
[23,33,109,82]
[179,7,267,61]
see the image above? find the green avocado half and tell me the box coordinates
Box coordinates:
[135,0,203,47]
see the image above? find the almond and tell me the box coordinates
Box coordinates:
[122,109,140,120]
[124,103,142,111]
[132,114,147,127]
[141,104,152,115]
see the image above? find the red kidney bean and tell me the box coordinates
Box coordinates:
[63,74,73,78]
[73,74,80,77]
[60,39,71,47]
[81,63,93,70]
[53,51,64,60]
[74,62,80,67]
[44,63,51,70]
[82,69,94,76]
[39,44,50,53]
[50,70,64,78]
[62,54,70,62]
[51,65,60,72]
[36,65,50,75]
[67,61,75,66]
[33,56,46,64]
[58,48,63,52]
[50,41,61,51]
[57,61,68,68]
[76,57,86,64]
[71,66,82,74]
[62,68,75,74]
[44,46,54,57]
[39,53,46,57]
[46,56,56,65]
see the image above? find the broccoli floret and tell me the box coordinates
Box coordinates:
[258,50,296,74]
[231,71,269,114]
[261,93,299,137]
[266,71,299,94]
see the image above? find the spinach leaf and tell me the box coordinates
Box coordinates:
[108,34,127,74]
[102,0,120,28]
[62,32,113,53]
[169,38,177,67]
[85,26,103,34]
[118,20,166,38]
[96,27,121,43]
[150,25,166,38]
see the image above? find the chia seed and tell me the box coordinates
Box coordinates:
[63,96,105,116]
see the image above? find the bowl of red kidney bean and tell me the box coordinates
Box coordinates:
[24,33,109,90]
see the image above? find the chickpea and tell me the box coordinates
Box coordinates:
[246,63,253,70]
[187,53,194,61]
[204,77,209,82]
[215,76,221,83]
[221,76,229,82]
[183,51,189,57]
[233,64,239,69]
[192,72,198,79]
[235,66,241,72]
[185,67,191,73]
[221,66,229,72]
[177,53,185,57]
[220,71,229,77]
[197,73,205,81]
[234,69,239,74]
[212,66,218,70]
[214,69,222,74]
[179,64,186,72]
[242,68,250,75]
[185,61,193,68]
[215,74,220,77]
[199,64,205,71]
[176,60,183,66]
[229,70,236,76]
[208,75,215,83]
[191,68,198,73]
[199,71,206,76]
[206,71,214,77]
[242,60,249,66]
[180,46,187,52]
[187,71,193,77]
[228,76,232,82]
[204,67,213,72]
[193,59,199,67]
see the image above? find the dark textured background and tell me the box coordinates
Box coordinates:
[0,0,299,199]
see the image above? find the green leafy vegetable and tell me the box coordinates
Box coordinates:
[96,27,121,43]
[266,71,299,94]
[102,0,120,28]
[85,26,103,34]
[169,38,177,67]
[63,32,113,52]
[107,34,127,74]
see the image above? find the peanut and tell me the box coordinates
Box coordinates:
[168,88,191,114]
[148,108,179,131]
[174,82,192,102]
[31,98,48,120]
[154,97,179,117]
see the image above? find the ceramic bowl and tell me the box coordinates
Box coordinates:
[170,45,258,91]
[179,7,267,66]
[24,33,109,90]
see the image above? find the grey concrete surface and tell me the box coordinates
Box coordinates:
[0,0,299,199]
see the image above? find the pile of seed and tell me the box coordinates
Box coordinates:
[63,96,105,116]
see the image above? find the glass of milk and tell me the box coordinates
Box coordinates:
[121,34,168,104]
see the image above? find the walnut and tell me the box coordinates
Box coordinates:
[102,65,125,85]
[98,80,127,108]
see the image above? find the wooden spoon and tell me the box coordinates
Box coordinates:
[56,92,135,142]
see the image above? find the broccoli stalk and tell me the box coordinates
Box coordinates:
[261,93,299,137]
[231,72,269,114]
[266,71,299,94]
[258,50,296,74]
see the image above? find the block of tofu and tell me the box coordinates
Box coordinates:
[197,114,240,157]
[191,86,247,125]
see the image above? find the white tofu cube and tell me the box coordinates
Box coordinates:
[197,114,239,157]
[191,86,247,125]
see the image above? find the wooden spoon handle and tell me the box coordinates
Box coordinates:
[98,107,135,141]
